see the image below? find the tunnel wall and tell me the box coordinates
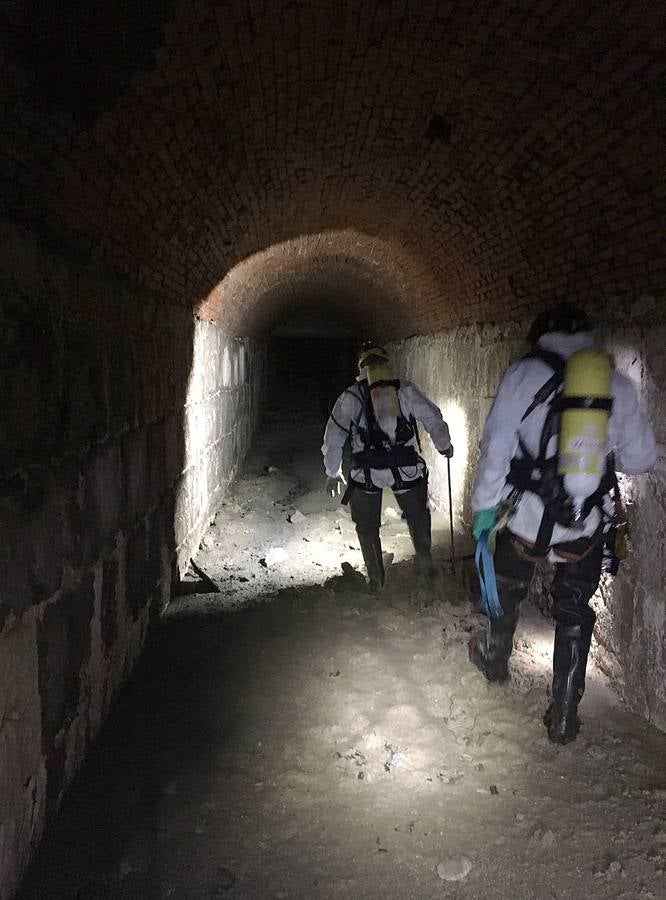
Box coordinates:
[390,309,666,730]
[175,321,265,573]
[0,219,194,895]
[0,223,265,895]
[595,324,666,729]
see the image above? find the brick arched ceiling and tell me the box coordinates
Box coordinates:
[1,0,662,338]
[199,230,445,336]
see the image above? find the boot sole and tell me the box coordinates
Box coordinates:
[467,636,510,684]
[543,704,581,744]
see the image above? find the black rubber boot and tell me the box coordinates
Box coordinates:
[357,530,385,594]
[468,610,519,683]
[545,623,590,745]
[414,553,437,583]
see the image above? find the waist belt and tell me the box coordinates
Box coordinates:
[509,530,604,564]
[352,444,421,470]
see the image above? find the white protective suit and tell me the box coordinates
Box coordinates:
[322,376,452,489]
[472,331,657,551]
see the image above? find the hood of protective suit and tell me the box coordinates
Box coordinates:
[537,331,594,358]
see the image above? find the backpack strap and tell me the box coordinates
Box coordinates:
[513,348,565,555]
[520,348,566,422]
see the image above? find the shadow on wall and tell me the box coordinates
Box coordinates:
[0,220,194,897]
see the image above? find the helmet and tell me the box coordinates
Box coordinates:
[358,343,390,370]
[527,303,594,345]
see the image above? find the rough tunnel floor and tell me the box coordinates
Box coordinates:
[19,418,666,899]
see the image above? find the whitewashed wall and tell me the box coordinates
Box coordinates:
[175,320,265,574]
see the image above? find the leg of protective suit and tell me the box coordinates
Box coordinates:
[349,488,384,591]
[469,532,534,682]
[546,544,602,743]
[394,477,432,559]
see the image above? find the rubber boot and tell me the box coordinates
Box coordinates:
[357,530,385,594]
[468,610,519,683]
[414,552,438,583]
[405,509,432,560]
[544,623,590,744]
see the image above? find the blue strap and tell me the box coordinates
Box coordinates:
[475,531,504,619]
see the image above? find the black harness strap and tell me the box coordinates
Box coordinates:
[350,380,423,490]
[520,348,565,422]
[557,397,613,413]
[410,415,422,452]
[329,411,350,435]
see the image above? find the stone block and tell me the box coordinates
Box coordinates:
[0,610,46,900]
[81,442,123,550]
[61,322,108,449]
[37,573,94,815]
[124,521,148,621]
[164,411,185,486]
[146,420,166,506]
[0,491,38,625]
[0,295,62,472]
[100,554,119,651]
[106,333,135,435]
[134,337,160,424]
[0,460,91,620]
[121,428,148,527]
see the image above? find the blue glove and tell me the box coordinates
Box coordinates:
[473,507,498,540]
[439,443,454,459]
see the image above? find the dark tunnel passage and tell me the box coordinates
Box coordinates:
[0,0,665,896]
[265,307,358,425]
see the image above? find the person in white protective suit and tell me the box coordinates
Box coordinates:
[322,344,453,593]
[469,303,657,744]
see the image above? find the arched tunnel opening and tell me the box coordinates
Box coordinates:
[1,1,664,897]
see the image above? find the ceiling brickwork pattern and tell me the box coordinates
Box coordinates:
[0,0,663,337]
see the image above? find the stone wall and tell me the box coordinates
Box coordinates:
[175,320,265,573]
[389,322,525,533]
[594,321,666,729]
[0,221,263,897]
[390,309,666,730]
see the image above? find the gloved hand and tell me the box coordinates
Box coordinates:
[439,443,454,459]
[326,474,347,498]
[473,507,498,540]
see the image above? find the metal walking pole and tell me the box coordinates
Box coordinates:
[447,456,456,576]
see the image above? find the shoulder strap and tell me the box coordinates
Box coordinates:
[346,383,368,429]
[520,348,566,422]
[343,385,366,406]
[523,347,566,375]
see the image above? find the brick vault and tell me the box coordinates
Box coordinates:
[1,0,662,336]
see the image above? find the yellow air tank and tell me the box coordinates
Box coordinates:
[557,348,613,517]
[367,359,400,439]
[367,360,393,388]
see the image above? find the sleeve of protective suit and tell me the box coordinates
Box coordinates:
[401,382,452,453]
[471,363,526,512]
[321,389,359,477]
[611,372,657,474]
